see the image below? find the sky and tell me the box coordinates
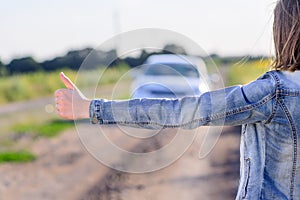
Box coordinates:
[0,0,277,64]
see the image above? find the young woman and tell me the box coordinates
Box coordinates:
[55,1,300,199]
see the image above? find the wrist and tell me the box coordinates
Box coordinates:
[74,99,91,119]
[83,99,91,119]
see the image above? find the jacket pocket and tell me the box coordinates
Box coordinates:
[242,158,251,199]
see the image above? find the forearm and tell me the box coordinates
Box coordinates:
[88,88,234,129]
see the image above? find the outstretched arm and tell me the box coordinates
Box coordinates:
[88,72,276,129]
[55,72,275,129]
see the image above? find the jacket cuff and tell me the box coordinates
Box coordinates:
[89,100,103,124]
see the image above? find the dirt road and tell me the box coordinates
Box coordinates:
[0,122,240,200]
[80,126,241,200]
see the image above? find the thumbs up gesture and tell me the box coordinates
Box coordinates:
[54,72,91,120]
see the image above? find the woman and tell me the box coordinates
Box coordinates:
[55,1,300,199]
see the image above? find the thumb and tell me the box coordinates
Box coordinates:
[60,72,76,90]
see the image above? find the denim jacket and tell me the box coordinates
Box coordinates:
[90,70,300,200]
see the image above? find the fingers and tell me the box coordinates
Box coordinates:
[54,89,70,117]
[54,89,72,112]
[55,90,63,112]
[54,89,69,97]
[54,89,62,97]
[60,72,76,90]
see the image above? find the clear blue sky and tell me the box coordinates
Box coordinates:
[0,0,276,63]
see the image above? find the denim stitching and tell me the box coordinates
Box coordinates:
[278,89,300,96]
[277,98,297,200]
[100,93,275,129]
[99,71,278,128]
[242,158,251,199]
[269,71,297,200]
[94,100,103,124]
[264,71,280,124]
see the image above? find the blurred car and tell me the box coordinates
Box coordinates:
[130,54,209,98]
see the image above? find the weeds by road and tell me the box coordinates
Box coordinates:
[227,59,271,85]
[0,64,130,105]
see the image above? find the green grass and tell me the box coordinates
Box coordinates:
[0,151,36,163]
[0,64,131,105]
[227,60,271,85]
[13,119,74,138]
[0,69,75,104]
[227,59,271,86]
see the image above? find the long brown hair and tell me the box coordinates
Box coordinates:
[272,0,300,71]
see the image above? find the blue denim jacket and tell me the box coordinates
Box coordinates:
[90,70,300,200]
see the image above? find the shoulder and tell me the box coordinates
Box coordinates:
[268,70,300,90]
[241,71,277,103]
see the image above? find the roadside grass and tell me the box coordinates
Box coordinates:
[0,65,131,163]
[0,69,75,104]
[227,59,271,86]
[0,151,36,163]
[0,64,130,105]
[0,118,74,164]
[12,119,74,138]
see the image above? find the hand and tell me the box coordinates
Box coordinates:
[55,72,91,120]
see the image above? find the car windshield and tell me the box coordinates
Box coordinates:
[144,63,199,78]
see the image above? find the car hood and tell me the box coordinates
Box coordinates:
[132,75,201,92]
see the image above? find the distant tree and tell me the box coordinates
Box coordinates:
[139,49,150,63]
[68,48,119,69]
[41,48,93,71]
[0,60,7,76]
[41,48,121,71]
[65,49,92,70]
[41,57,64,71]
[123,50,152,67]
[162,44,187,55]
[123,47,190,67]
[7,57,42,74]
[106,49,119,67]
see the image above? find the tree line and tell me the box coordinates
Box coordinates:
[0,44,266,76]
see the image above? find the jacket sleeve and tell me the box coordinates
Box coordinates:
[89,72,276,130]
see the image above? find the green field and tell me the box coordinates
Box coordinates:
[0,65,132,163]
[227,59,271,86]
[0,64,130,105]
[12,119,75,138]
[0,151,36,163]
